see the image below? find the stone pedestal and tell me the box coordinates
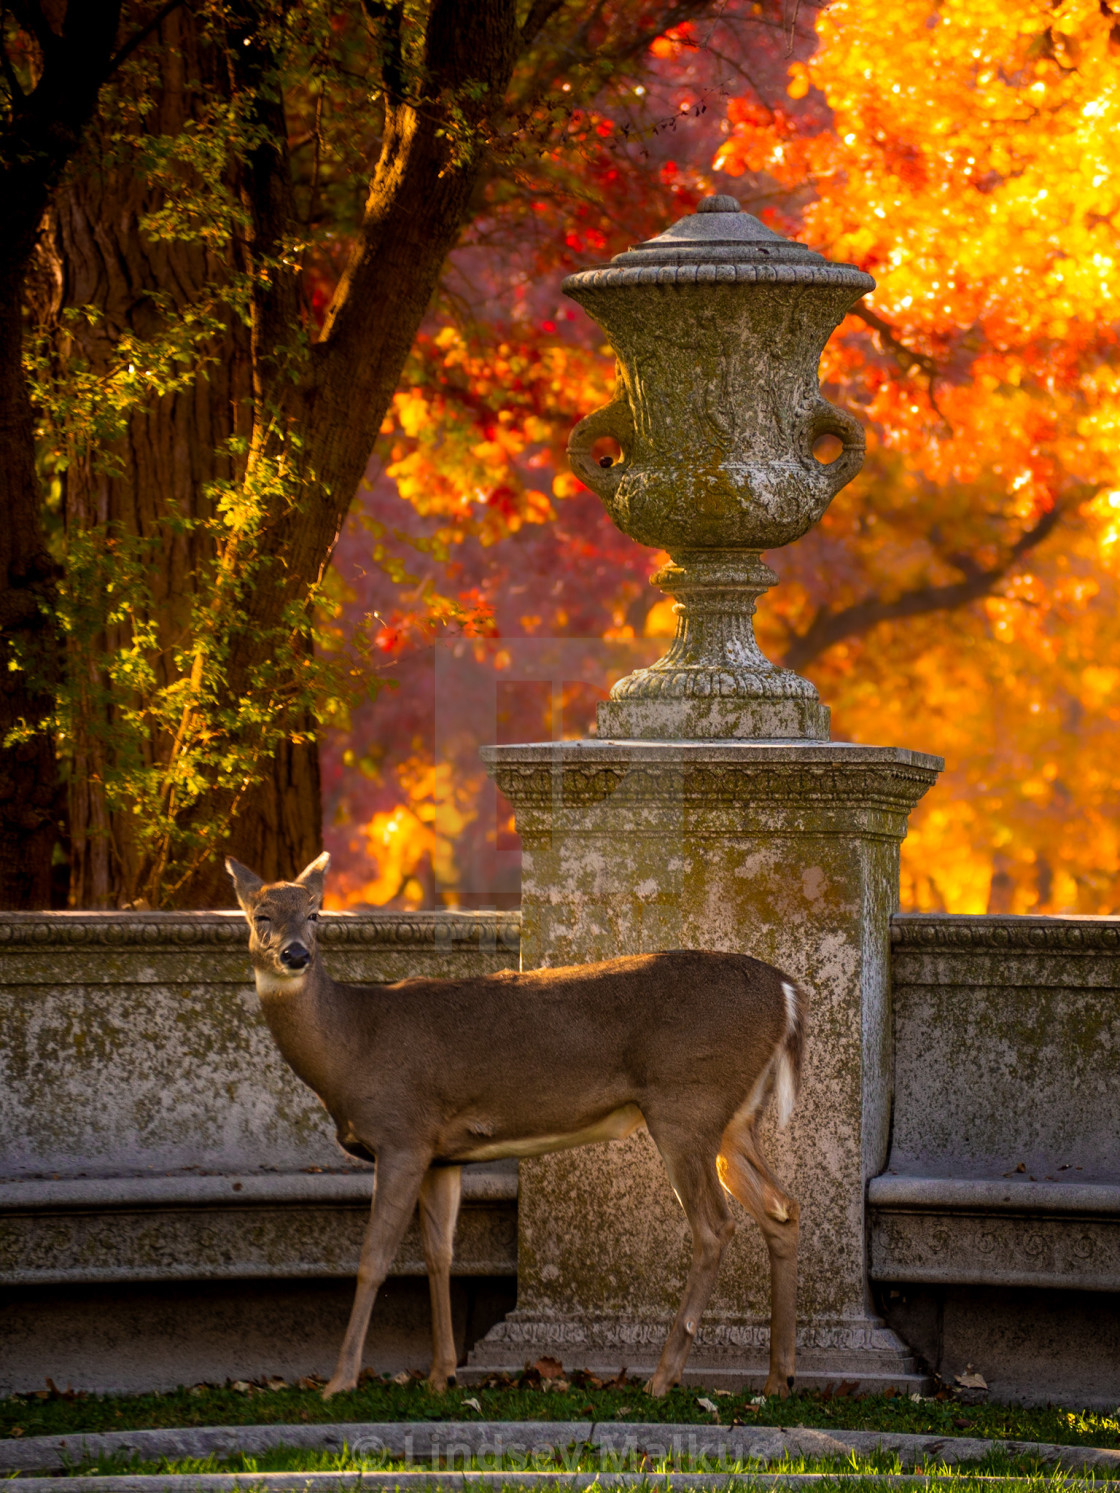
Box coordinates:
[466,739,942,1390]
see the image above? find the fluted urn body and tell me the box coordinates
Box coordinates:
[564,195,874,740]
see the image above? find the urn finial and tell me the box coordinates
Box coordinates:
[563,198,874,742]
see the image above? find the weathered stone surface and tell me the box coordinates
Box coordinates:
[0,910,518,1180]
[468,739,942,1389]
[8,1418,1120,1476]
[0,1274,517,1395]
[871,913,1120,1299]
[0,910,520,1308]
[0,909,521,1391]
[0,1172,516,1285]
[562,196,873,737]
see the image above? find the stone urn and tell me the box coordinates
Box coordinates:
[563,195,874,740]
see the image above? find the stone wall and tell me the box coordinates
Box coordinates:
[874,913,1120,1405]
[0,910,520,1393]
[2,908,1118,1399]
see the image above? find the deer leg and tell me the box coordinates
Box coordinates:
[323,1154,428,1399]
[717,1119,799,1398]
[419,1165,462,1391]
[645,1125,734,1397]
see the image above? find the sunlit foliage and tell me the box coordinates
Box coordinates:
[323,0,1120,915]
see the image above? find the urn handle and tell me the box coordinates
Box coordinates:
[567,388,635,504]
[802,398,866,495]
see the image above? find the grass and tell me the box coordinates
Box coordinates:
[1,1377,1118,1452]
[11,1444,1118,1484]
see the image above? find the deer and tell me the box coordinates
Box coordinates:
[226,852,806,1400]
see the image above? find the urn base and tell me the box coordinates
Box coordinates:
[597,696,830,742]
[463,1311,927,1395]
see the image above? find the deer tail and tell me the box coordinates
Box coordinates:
[773,977,807,1129]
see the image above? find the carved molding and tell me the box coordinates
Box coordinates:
[566,262,873,291]
[0,1196,517,1286]
[477,1314,907,1356]
[468,1313,918,1379]
[489,761,938,810]
[0,911,521,953]
[870,1208,1120,1292]
[890,915,1120,951]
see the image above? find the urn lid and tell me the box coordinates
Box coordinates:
[563,195,874,293]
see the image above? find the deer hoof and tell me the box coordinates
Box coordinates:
[762,1373,793,1399]
[321,1375,356,1400]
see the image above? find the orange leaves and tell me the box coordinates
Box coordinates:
[786,62,810,101]
[379,322,612,550]
[650,22,696,60]
[326,758,483,910]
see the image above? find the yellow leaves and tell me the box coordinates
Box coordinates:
[786,62,810,100]
[1081,666,1120,712]
[1086,489,1120,569]
[326,757,482,909]
[643,597,678,638]
[395,390,430,438]
[552,471,582,499]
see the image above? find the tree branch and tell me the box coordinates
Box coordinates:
[102,0,186,82]
[849,302,953,433]
[521,0,566,46]
[0,0,121,271]
[781,503,1064,672]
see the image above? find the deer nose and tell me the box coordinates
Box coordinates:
[280,943,310,970]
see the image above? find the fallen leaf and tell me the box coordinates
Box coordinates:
[955,1369,988,1390]
[463,1397,483,1414]
[534,1356,565,1380]
[266,1378,287,1392]
[697,1396,720,1420]
[391,1371,411,1386]
[711,1389,733,1397]
[231,1381,252,1394]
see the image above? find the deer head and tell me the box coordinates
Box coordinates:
[226,853,330,987]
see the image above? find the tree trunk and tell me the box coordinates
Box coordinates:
[45,6,320,906]
[49,0,523,907]
[0,279,62,908]
[0,0,123,907]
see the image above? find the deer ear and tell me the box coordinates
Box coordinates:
[226,856,265,914]
[295,851,330,907]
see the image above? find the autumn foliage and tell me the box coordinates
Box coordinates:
[320,0,1120,917]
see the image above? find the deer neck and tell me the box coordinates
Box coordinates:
[252,959,345,1112]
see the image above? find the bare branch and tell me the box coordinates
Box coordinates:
[521,0,566,45]
[849,302,956,433]
[850,303,938,379]
[781,503,1064,672]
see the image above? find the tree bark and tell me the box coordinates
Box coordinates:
[0,279,60,907]
[42,4,324,906]
[0,0,122,907]
[43,0,712,907]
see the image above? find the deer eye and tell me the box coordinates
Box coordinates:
[254,915,271,931]
[308,911,319,923]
